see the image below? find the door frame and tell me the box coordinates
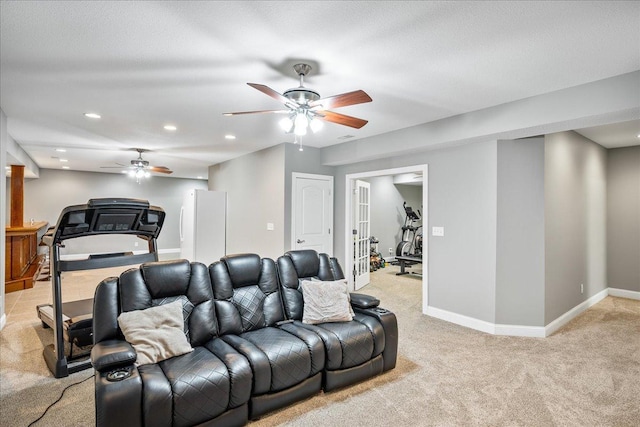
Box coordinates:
[344,164,429,314]
[291,172,334,255]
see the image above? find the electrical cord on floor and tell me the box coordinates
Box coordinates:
[27,374,94,427]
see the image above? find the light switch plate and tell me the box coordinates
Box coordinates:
[432,226,445,237]
[267,223,274,231]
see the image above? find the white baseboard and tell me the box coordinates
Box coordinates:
[608,287,640,300]
[494,324,546,338]
[425,306,496,335]
[544,288,609,337]
[0,313,6,331]
[426,286,633,338]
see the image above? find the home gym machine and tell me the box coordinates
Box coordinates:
[395,201,423,276]
[37,198,165,378]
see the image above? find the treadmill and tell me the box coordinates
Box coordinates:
[37,198,165,378]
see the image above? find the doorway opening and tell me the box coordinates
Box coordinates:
[345,165,428,314]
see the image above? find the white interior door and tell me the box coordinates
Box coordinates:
[354,179,370,290]
[292,173,333,254]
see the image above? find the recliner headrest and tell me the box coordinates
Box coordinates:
[286,250,320,278]
[222,253,262,287]
[141,259,191,298]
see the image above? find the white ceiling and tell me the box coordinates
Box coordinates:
[1,1,639,179]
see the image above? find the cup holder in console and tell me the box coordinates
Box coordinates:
[106,367,132,382]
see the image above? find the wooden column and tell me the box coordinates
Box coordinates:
[10,165,24,227]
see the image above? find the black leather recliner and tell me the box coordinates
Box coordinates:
[91,251,398,427]
[277,250,398,390]
[91,260,251,427]
[208,253,325,419]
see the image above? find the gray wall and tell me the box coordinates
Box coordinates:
[209,144,285,260]
[1,109,7,324]
[365,176,422,258]
[544,131,608,324]
[496,138,545,326]
[283,143,335,252]
[7,168,207,256]
[607,146,640,291]
[334,141,498,323]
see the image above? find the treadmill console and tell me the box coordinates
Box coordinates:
[50,198,165,242]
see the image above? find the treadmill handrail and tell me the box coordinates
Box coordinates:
[57,252,158,272]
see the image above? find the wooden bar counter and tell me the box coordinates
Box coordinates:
[5,221,49,293]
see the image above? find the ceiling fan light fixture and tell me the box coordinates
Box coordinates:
[279,116,294,132]
[294,113,308,136]
[309,117,323,133]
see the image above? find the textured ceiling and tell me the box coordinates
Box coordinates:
[1,1,639,179]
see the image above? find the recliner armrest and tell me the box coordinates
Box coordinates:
[91,339,137,372]
[350,293,380,309]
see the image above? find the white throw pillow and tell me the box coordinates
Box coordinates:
[117,300,193,366]
[300,279,353,324]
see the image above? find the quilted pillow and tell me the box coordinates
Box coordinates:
[300,279,353,324]
[117,300,193,366]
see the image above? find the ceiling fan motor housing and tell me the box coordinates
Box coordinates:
[283,88,320,105]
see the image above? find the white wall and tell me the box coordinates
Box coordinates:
[544,131,608,324]
[7,168,207,256]
[208,144,285,260]
[607,146,640,291]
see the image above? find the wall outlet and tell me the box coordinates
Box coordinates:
[580,283,584,294]
[267,223,274,231]
[134,241,138,247]
[432,226,445,237]
[389,247,393,254]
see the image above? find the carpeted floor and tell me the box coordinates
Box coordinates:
[1,263,639,426]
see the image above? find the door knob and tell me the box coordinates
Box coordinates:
[296,239,305,244]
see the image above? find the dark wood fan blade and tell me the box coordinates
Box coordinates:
[223,109,290,116]
[309,90,372,109]
[149,166,173,175]
[316,110,368,129]
[247,83,299,108]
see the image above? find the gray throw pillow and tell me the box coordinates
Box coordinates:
[300,279,353,324]
[117,300,193,366]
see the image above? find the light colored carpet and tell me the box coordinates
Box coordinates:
[1,264,639,426]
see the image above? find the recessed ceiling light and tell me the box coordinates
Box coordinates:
[59,159,68,162]
[225,134,236,140]
[84,112,101,119]
[62,166,70,169]
[55,148,67,153]
[164,125,177,131]
[637,133,640,138]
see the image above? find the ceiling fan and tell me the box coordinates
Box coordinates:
[101,148,173,180]
[223,63,372,136]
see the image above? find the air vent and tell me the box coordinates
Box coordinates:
[338,135,355,140]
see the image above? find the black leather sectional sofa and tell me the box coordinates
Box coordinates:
[91,250,398,427]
